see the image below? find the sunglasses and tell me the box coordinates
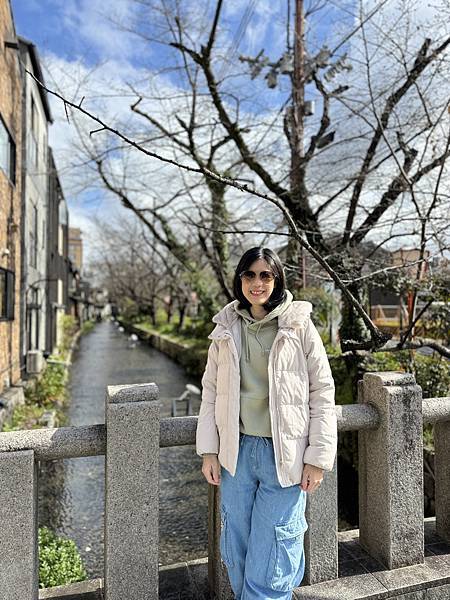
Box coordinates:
[239,270,277,282]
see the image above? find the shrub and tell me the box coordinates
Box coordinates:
[38,526,87,588]
[297,286,336,330]
[362,351,449,399]
[26,362,67,408]
[1,404,44,431]
[1,360,69,432]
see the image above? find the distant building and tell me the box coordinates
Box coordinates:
[370,248,431,335]
[45,148,70,356]
[68,261,95,325]
[0,0,22,394]
[391,248,429,280]
[430,255,450,277]
[68,227,83,274]
[18,36,53,375]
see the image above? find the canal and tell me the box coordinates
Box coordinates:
[38,320,207,578]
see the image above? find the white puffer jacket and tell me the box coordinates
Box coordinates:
[196,299,337,487]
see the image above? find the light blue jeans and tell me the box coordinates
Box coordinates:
[220,432,308,599]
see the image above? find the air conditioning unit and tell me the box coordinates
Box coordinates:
[26,350,44,374]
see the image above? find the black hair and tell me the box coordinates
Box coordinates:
[232,246,287,312]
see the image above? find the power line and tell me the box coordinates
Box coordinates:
[217,0,258,82]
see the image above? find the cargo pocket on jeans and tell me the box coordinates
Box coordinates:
[220,507,235,568]
[266,515,308,591]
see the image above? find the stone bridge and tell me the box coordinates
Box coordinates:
[0,371,449,599]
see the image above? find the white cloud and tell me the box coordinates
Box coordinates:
[51,0,145,64]
[37,0,449,266]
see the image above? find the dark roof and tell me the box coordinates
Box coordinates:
[18,36,53,124]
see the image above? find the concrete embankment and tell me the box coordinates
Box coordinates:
[119,320,208,378]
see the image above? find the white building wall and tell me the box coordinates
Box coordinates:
[21,49,49,365]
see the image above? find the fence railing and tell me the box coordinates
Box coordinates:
[0,372,449,599]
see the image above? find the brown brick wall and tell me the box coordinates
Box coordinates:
[0,0,22,393]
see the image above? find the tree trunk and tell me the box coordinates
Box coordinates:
[177,301,188,331]
[149,297,157,327]
[285,234,303,294]
[207,178,233,302]
[339,280,371,398]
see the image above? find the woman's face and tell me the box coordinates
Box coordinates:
[240,258,276,307]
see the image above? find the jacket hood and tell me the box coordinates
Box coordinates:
[234,289,294,327]
[208,292,313,339]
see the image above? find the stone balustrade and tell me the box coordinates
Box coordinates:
[0,371,449,599]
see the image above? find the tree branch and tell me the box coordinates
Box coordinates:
[342,35,450,245]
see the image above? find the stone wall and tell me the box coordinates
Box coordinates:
[0,0,22,393]
[123,321,208,377]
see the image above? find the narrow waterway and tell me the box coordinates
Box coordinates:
[38,320,207,578]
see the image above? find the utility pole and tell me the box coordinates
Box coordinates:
[293,0,305,165]
[286,0,306,292]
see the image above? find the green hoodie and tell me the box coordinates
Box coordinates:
[234,289,294,437]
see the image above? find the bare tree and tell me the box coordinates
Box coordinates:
[161,0,450,357]
[32,0,450,363]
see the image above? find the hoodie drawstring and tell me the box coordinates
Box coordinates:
[255,322,264,355]
[245,323,250,361]
[244,320,265,361]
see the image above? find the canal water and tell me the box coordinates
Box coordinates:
[38,320,207,578]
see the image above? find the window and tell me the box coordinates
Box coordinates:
[30,205,38,268]
[29,96,39,169]
[58,278,63,304]
[58,225,64,256]
[0,115,16,184]
[58,198,68,256]
[0,268,15,320]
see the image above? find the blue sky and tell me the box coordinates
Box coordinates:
[12,1,447,264]
[11,1,354,75]
[9,0,357,261]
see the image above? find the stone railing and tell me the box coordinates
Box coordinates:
[0,372,449,599]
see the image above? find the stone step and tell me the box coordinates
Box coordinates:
[38,519,450,600]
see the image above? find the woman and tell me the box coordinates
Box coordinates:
[196,246,337,599]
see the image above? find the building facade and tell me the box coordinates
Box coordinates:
[46,148,69,356]
[18,36,52,374]
[0,0,22,394]
[68,227,83,274]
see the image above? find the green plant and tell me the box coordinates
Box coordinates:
[57,315,78,358]
[81,320,95,335]
[26,362,67,408]
[362,351,449,399]
[38,527,87,588]
[1,404,45,431]
[297,287,335,327]
[1,360,70,432]
[412,354,450,399]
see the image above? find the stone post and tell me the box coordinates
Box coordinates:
[303,456,338,584]
[104,383,160,600]
[0,449,38,599]
[434,419,450,542]
[209,485,234,599]
[358,372,424,568]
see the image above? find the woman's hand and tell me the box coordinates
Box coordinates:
[202,454,221,486]
[300,463,323,493]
